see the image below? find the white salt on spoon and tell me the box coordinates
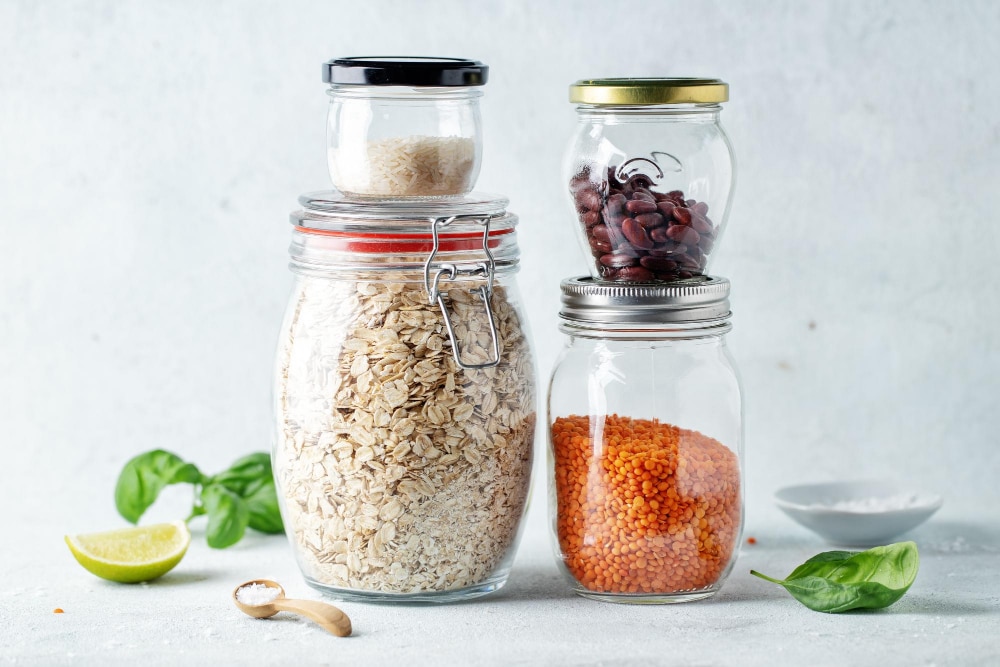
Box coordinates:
[232,579,351,638]
[235,582,281,606]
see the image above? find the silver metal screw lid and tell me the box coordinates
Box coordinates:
[559,276,731,326]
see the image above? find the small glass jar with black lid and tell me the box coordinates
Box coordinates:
[548,276,744,603]
[323,57,488,198]
[564,78,735,283]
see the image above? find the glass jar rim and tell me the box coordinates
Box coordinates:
[325,86,483,101]
[569,78,728,106]
[293,191,514,235]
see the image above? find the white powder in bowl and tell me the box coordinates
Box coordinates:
[329,135,476,197]
[807,493,938,513]
[236,583,281,606]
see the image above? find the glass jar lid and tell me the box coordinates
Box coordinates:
[323,57,489,87]
[559,275,730,327]
[289,191,519,273]
[293,191,515,248]
[569,78,728,106]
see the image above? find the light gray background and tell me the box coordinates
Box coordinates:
[2,1,998,665]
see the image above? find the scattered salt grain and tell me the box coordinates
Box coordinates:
[934,537,970,553]
[806,493,936,513]
[236,583,280,606]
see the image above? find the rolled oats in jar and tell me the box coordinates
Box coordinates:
[273,193,536,602]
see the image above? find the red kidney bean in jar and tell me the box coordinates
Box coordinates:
[565,79,735,283]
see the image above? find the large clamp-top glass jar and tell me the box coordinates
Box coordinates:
[565,78,735,283]
[324,57,487,198]
[274,193,536,602]
[548,276,743,603]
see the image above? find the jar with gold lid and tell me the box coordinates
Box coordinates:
[564,78,735,283]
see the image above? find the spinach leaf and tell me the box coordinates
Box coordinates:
[751,541,919,613]
[201,484,249,549]
[115,450,202,524]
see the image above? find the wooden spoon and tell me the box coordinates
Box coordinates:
[232,579,352,637]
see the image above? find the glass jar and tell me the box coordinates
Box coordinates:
[323,57,487,198]
[274,192,536,602]
[564,78,735,283]
[548,276,743,603]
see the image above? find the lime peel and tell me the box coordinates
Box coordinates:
[65,520,190,583]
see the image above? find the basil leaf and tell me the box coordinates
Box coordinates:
[207,452,283,534]
[201,484,249,549]
[751,541,919,613]
[114,450,202,524]
[210,453,273,495]
[242,476,285,534]
[114,448,278,549]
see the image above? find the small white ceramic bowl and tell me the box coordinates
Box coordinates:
[775,480,943,547]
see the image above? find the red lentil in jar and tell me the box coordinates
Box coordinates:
[548,277,744,603]
[553,415,741,595]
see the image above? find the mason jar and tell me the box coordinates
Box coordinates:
[323,57,487,198]
[274,192,536,602]
[548,276,743,603]
[565,78,735,283]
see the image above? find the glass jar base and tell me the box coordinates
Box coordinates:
[303,571,510,604]
[574,587,720,605]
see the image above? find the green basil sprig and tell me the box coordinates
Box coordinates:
[750,541,919,613]
[114,450,284,549]
[114,450,203,524]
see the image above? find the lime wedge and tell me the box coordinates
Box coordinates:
[65,520,190,583]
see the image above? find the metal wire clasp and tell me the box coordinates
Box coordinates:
[422,214,501,370]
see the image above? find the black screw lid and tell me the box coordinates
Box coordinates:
[322,57,488,87]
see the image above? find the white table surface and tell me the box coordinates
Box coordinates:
[3,3,1000,665]
[3,485,998,667]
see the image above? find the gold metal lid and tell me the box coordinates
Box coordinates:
[569,78,729,105]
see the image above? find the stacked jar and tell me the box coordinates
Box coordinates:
[549,79,745,603]
[273,58,536,602]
